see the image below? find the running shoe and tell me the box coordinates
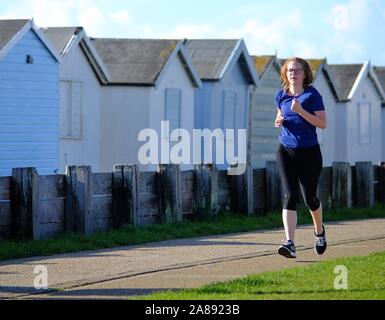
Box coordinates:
[314,224,327,255]
[278,240,296,258]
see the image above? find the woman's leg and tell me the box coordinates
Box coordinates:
[276,144,299,242]
[297,144,323,234]
[282,209,297,241]
[310,203,323,235]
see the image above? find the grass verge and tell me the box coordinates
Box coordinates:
[141,250,385,300]
[0,204,385,262]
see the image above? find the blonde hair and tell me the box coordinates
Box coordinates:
[280,57,313,91]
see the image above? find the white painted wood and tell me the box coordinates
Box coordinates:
[345,75,382,165]
[313,70,337,166]
[58,43,102,173]
[0,29,59,176]
[249,62,281,169]
[100,50,196,172]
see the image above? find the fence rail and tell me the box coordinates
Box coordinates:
[0,161,384,240]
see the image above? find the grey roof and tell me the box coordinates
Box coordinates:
[0,19,29,51]
[42,27,111,84]
[373,66,385,92]
[251,55,276,79]
[91,38,179,85]
[328,64,363,101]
[42,27,81,55]
[184,39,239,80]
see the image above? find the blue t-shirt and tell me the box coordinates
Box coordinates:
[275,86,325,149]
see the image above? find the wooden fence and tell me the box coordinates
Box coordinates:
[0,161,384,240]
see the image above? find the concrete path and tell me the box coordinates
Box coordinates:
[1,218,385,300]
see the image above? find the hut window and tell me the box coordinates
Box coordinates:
[358,102,371,145]
[60,81,83,138]
[165,88,181,138]
[26,55,33,64]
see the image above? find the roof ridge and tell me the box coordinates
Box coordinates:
[92,37,180,42]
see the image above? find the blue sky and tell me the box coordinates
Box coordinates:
[1,0,385,65]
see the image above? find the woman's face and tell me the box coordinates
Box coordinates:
[286,61,305,87]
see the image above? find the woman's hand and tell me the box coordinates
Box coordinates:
[290,98,327,129]
[291,98,304,115]
[275,115,284,127]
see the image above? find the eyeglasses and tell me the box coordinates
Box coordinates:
[287,68,303,75]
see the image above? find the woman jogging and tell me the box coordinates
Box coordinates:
[274,57,327,258]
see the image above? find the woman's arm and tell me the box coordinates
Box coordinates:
[274,108,284,127]
[301,110,327,129]
[291,98,327,129]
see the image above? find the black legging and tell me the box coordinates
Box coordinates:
[276,143,322,211]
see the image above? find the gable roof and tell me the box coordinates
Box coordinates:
[0,19,29,52]
[373,66,385,93]
[185,39,259,85]
[91,38,202,88]
[42,26,111,84]
[251,55,281,79]
[307,59,325,76]
[307,58,340,100]
[329,62,385,102]
[328,64,363,101]
[185,39,238,80]
[0,19,61,62]
[41,27,79,55]
[253,55,274,75]
[373,66,385,106]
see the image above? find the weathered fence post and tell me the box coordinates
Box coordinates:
[332,162,352,209]
[65,166,93,235]
[318,167,332,210]
[353,162,374,207]
[229,164,254,215]
[113,164,140,228]
[193,164,218,219]
[245,164,254,215]
[378,162,385,205]
[266,161,281,212]
[373,164,380,205]
[211,165,219,216]
[253,168,266,215]
[11,167,40,240]
[157,164,182,223]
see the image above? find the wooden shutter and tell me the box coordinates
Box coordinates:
[358,102,370,145]
[223,91,236,129]
[165,89,181,135]
[60,81,71,137]
[59,81,83,138]
[71,81,82,137]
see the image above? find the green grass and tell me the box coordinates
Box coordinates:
[0,204,385,262]
[141,251,385,300]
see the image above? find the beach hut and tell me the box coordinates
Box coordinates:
[92,38,202,172]
[42,26,111,173]
[249,55,282,168]
[329,62,385,164]
[185,39,259,170]
[306,59,339,166]
[0,19,61,176]
[372,66,385,162]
